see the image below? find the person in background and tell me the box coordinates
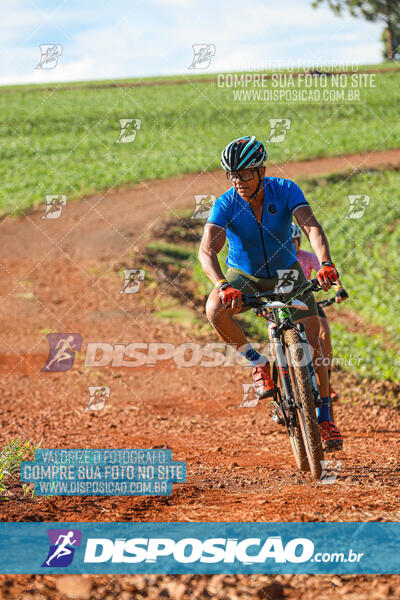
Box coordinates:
[291,222,349,405]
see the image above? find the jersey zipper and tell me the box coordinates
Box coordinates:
[250,202,271,279]
[258,222,271,279]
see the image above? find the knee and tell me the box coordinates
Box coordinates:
[206,294,223,325]
[320,326,332,348]
[308,331,322,354]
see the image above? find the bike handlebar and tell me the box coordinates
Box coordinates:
[241,277,322,308]
[317,288,349,308]
[317,297,336,308]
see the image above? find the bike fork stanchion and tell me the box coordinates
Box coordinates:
[270,324,293,404]
[296,323,321,407]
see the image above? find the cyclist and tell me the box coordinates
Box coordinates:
[198,135,343,450]
[291,223,349,403]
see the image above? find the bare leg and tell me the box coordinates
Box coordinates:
[206,289,276,398]
[319,316,332,368]
[205,288,249,347]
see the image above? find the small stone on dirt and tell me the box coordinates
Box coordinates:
[258,581,285,599]
[55,575,92,599]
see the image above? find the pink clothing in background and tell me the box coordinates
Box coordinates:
[297,249,320,280]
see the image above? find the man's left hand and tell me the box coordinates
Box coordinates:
[316,262,339,291]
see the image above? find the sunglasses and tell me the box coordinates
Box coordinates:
[226,169,257,182]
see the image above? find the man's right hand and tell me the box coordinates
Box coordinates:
[217,284,242,312]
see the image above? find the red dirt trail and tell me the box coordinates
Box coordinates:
[1,149,400,598]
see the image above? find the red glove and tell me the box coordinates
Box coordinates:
[317,262,339,287]
[217,284,242,307]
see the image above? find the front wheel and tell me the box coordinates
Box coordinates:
[289,419,310,473]
[273,362,309,472]
[284,328,324,479]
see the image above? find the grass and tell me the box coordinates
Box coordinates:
[329,322,399,381]
[146,242,193,260]
[158,307,205,329]
[1,68,399,214]
[299,168,400,342]
[0,438,41,500]
[236,311,398,382]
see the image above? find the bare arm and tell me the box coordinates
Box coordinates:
[198,223,227,285]
[293,205,332,265]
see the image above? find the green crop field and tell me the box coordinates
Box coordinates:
[0,68,399,214]
[3,61,397,93]
[300,169,400,337]
[300,168,399,380]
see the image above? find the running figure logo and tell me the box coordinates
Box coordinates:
[41,333,82,372]
[191,195,216,219]
[85,386,110,411]
[318,459,342,485]
[42,529,82,567]
[36,44,63,69]
[347,195,370,219]
[120,269,145,294]
[266,118,291,143]
[116,119,142,143]
[42,195,67,219]
[188,44,216,69]
[274,269,299,293]
[239,383,259,407]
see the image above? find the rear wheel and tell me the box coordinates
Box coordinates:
[284,328,324,479]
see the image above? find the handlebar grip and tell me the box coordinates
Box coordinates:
[336,288,349,299]
[309,278,322,292]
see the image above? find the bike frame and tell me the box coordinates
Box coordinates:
[243,279,323,434]
[269,321,298,433]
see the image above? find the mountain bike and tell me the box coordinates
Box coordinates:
[242,278,325,479]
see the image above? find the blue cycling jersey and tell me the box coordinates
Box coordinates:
[207,177,309,279]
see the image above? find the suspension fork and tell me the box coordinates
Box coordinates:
[296,322,321,407]
[269,323,294,407]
